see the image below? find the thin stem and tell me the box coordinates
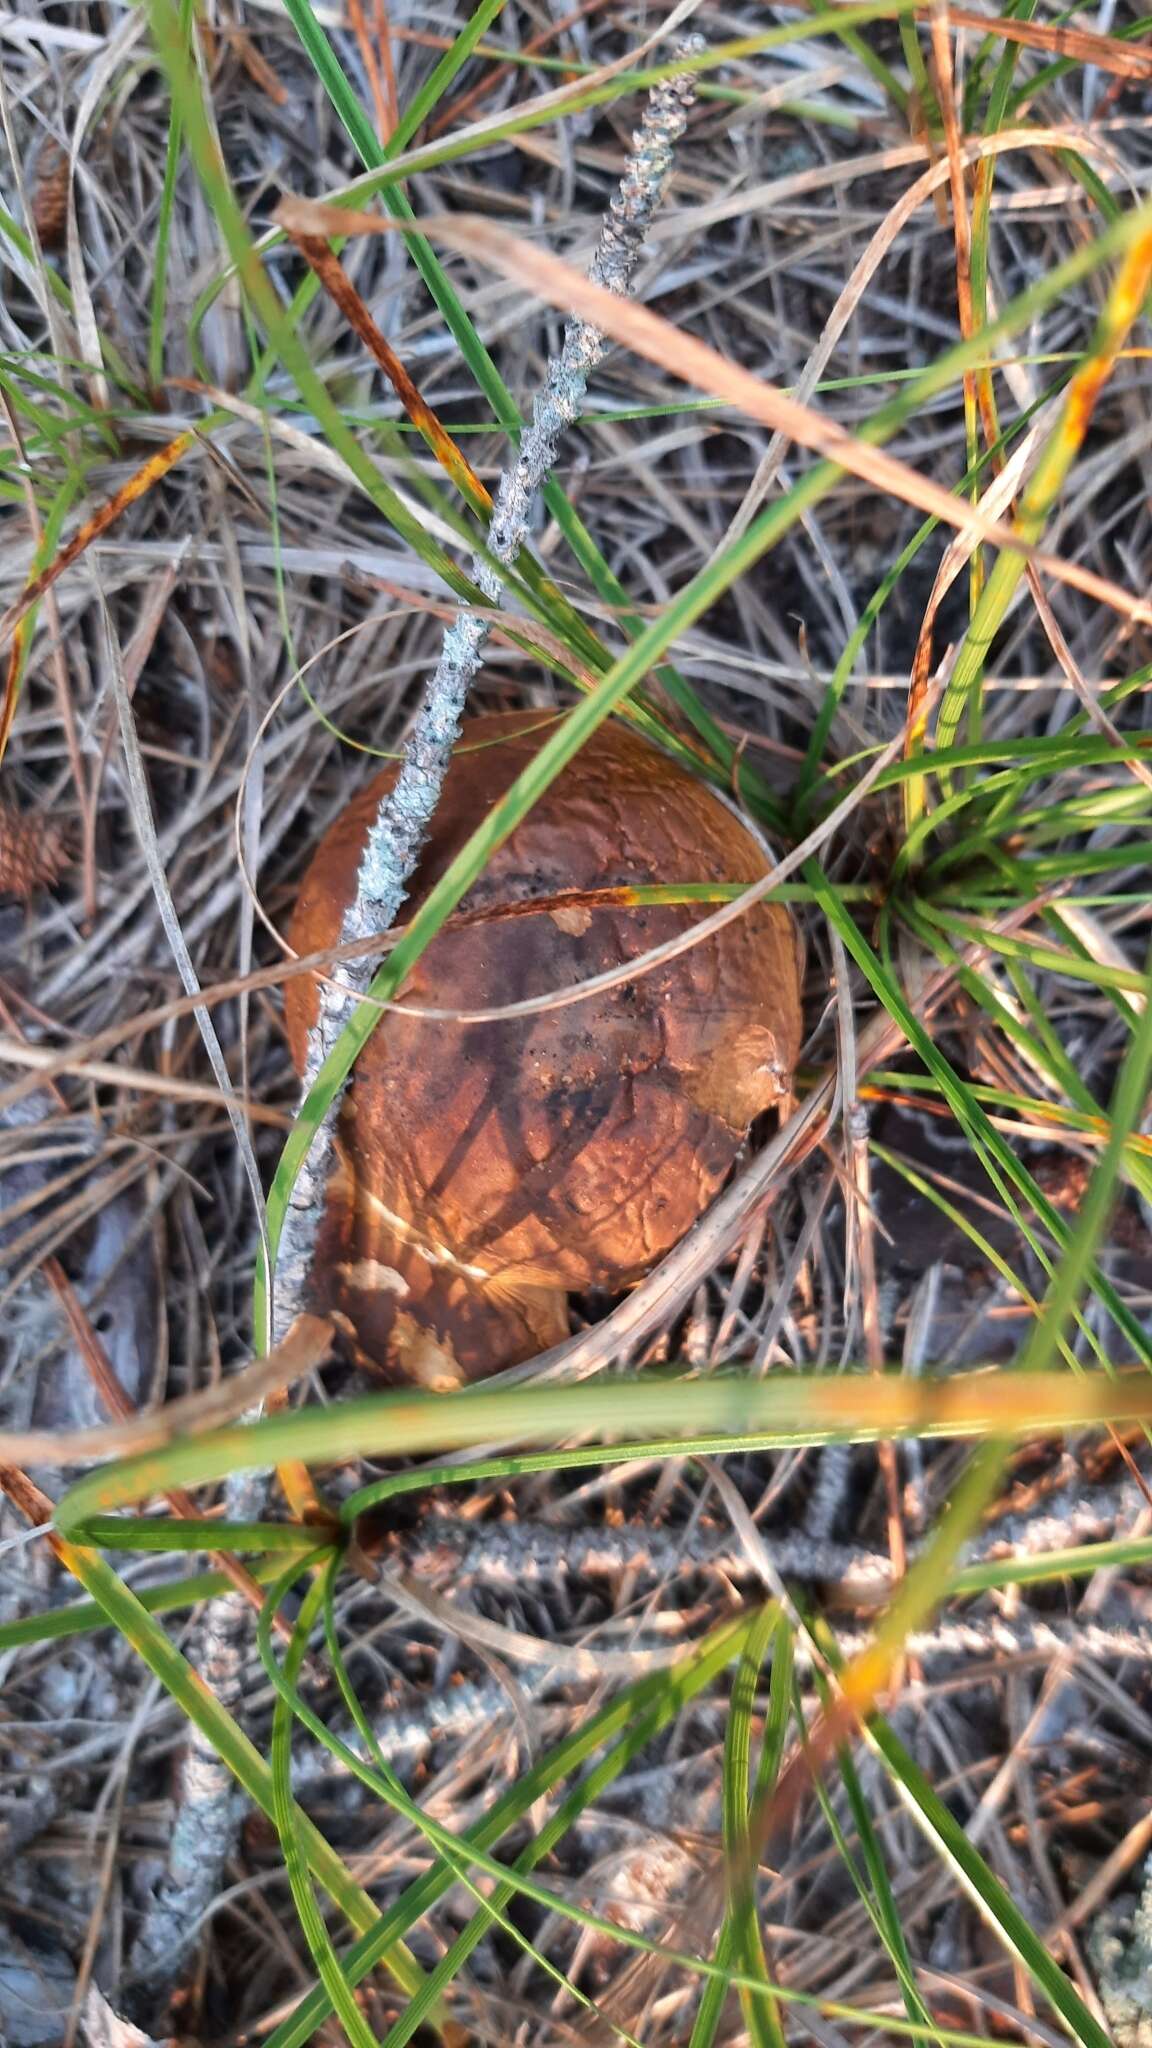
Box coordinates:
[273,41,705,1340]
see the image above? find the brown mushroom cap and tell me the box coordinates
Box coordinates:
[287,712,802,1382]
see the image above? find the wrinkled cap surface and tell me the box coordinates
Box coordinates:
[287,712,803,1379]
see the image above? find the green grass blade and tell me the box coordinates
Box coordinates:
[270,1562,391,2048]
[263,1609,759,2048]
[45,1538,423,1991]
[58,1366,1152,1543]
[869,1143,1075,1367]
[77,1516,326,1553]
[723,1605,786,2048]
[822,928,1152,1784]
[827,1708,940,2038]
[149,0,194,391]
[936,228,1152,757]
[865,1709,1111,2048]
[953,1533,1152,1595]
[143,0,526,622]
[0,1557,296,1652]
[814,865,1152,1365]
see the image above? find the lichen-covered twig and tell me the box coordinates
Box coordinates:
[128,1471,265,1993]
[398,1515,894,1602]
[131,59,704,1994]
[385,1491,1152,1609]
[1091,1852,1152,2046]
[274,41,704,1340]
[289,1602,1152,1804]
[291,1668,558,1787]
[129,1608,246,1984]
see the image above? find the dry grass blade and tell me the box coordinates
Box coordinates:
[282,226,490,515]
[0,1313,332,1468]
[39,1250,278,1617]
[926,4,1152,78]
[0,1034,295,1119]
[0,945,390,1119]
[97,593,272,1287]
[346,0,397,143]
[929,3,980,453]
[0,431,198,658]
[276,196,1152,630]
[428,0,613,137]
[713,123,1101,552]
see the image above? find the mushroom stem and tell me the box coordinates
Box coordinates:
[276,43,706,1342]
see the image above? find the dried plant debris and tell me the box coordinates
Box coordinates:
[2,0,1152,2038]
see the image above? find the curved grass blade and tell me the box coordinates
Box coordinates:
[679,1622,804,2038]
[805,1652,941,2043]
[935,222,1152,758]
[864,1703,1110,2048]
[869,1142,1076,1368]
[0,1557,301,1652]
[260,1585,766,2048]
[806,926,1152,1752]
[298,1558,597,2038]
[55,1362,1152,1548]
[816,868,1152,1366]
[141,0,541,631]
[897,901,1152,1247]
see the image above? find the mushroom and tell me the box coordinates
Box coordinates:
[285,712,802,1385]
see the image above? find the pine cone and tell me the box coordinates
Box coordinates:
[0,799,71,898]
[30,138,69,251]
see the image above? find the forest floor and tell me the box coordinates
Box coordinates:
[3,4,1152,2045]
